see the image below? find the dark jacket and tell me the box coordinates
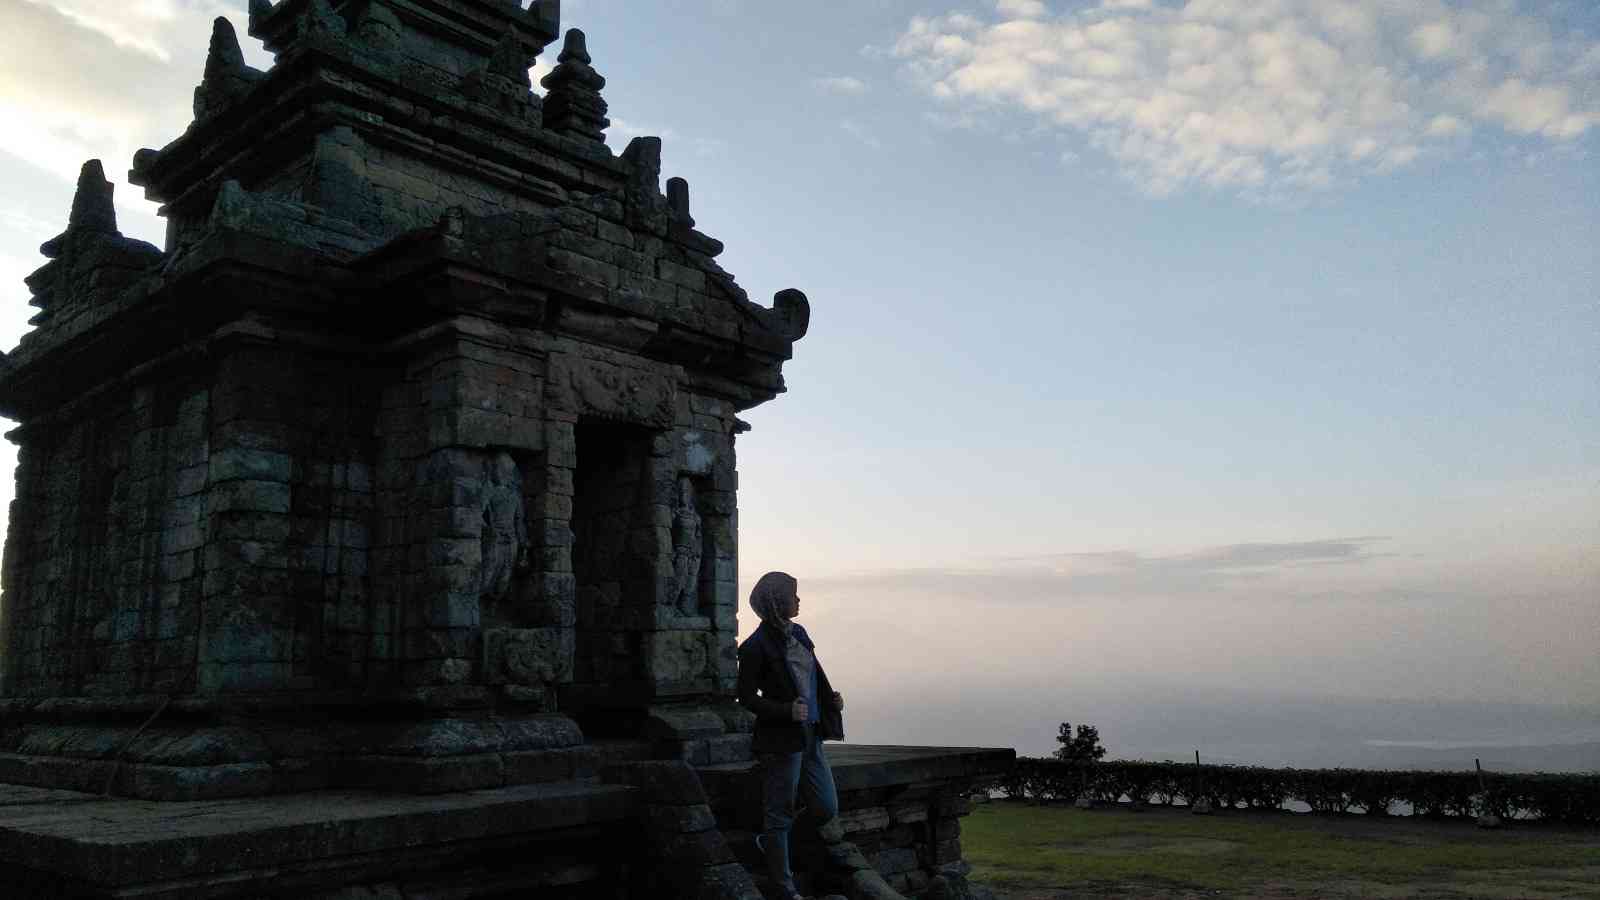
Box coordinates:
[737,621,844,754]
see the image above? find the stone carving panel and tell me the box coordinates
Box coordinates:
[551,353,675,427]
[477,450,529,604]
[670,476,704,616]
[483,627,573,686]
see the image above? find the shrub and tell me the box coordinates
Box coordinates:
[1005,757,1600,824]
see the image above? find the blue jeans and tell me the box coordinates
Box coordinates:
[760,726,839,893]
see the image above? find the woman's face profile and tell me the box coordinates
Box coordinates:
[779,585,801,619]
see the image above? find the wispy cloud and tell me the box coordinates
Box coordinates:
[0,1,260,183]
[814,75,869,96]
[839,119,884,150]
[23,0,188,63]
[809,537,1394,602]
[893,0,1600,194]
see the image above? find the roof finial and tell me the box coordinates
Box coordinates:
[666,177,694,228]
[621,137,670,235]
[459,26,536,116]
[540,28,609,142]
[206,15,247,75]
[67,160,118,238]
[195,17,264,119]
[487,29,532,88]
[525,0,560,48]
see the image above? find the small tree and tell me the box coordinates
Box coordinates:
[1054,722,1106,764]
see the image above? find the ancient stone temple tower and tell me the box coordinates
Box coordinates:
[0,3,1010,898]
[0,0,807,795]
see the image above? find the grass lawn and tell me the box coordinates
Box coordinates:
[963,800,1600,899]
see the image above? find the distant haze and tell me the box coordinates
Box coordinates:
[838,680,1600,773]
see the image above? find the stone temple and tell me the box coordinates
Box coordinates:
[0,1,1012,897]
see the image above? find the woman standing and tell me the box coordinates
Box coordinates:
[737,571,845,900]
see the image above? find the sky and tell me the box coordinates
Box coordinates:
[0,0,1596,761]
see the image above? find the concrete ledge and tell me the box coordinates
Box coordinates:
[826,745,1016,792]
[699,743,1015,794]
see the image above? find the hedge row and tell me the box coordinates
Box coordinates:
[998,758,1600,824]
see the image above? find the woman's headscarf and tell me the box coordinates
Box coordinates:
[750,570,817,718]
[749,571,799,633]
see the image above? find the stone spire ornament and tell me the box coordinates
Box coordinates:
[621,136,670,234]
[62,159,118,238]
[460,29,537,117]
[540,28,609,142]
[666,177,694,228]
[193,17,265,120]
[26,160,159,328]
[486,30,533,88]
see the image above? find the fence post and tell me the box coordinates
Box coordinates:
[1475,758,1502,829]
[1191,750,1214,815]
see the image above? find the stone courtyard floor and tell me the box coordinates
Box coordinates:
[965,800,1600,899]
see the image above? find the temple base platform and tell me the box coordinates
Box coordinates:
[0,744,1013,899]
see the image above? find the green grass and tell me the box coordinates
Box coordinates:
[963,801,1600,899]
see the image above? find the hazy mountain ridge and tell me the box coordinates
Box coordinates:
[840,679,1600,773]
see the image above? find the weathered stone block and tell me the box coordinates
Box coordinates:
[697,863,765,900]
[208,447,292,483]
[502,747,583,783]
[657,259,706,291]
[642,706,725,741]
[417,589,482,629]
[199,660,292,692]
[644,802,717,834]
[659,828,735,864]
[705,733,752,764]
[644,630,711,683]
[207,480,291,515]
[601,760,709,805]
[483,627,573,685]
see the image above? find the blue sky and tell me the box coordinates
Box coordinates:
[0,1,1595,731]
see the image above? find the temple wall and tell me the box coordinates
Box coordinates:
[0,379,210,699]
[360,137,558,235]
[199,346,380,693]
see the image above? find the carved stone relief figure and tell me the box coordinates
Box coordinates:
[671,475,704,616]
[478,450,530,605]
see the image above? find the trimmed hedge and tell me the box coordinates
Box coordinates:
[998,758,1600,824]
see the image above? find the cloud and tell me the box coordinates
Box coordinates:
[24,0,189,63]
[608,118,727,160]
[0,1,263,185]
[814,75,869,95]
[839,119,884,150]
[808,537,1394,602]
[893,0,1600,194]
[997,0,1049,18]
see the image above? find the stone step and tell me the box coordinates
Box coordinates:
[0,780,640,899]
